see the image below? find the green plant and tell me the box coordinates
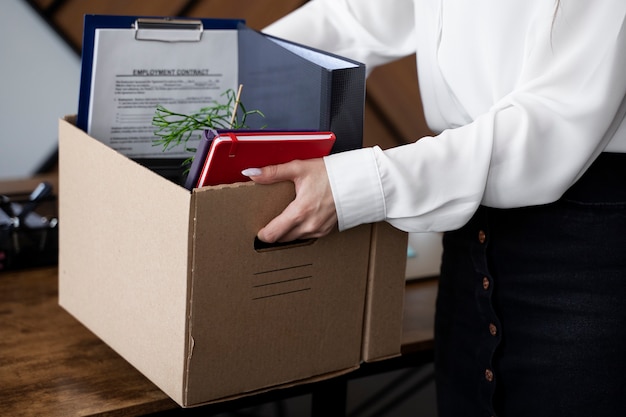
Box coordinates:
[152,86,264,158]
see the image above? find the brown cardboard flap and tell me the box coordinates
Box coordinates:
[184,182,372,404]
[58,118,192,403]
[362,222,408,362]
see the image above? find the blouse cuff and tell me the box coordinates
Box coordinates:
[324,147,386,231]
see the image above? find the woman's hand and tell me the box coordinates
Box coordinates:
[243,158,338,243]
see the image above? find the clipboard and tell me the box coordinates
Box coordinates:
[77,15,243,133]
[77,15,244,182]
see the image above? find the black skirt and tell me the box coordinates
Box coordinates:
[435,153,626,417]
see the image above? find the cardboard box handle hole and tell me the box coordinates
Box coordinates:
[253,236,316,252]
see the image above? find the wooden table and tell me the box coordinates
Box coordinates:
[0,266,436,416]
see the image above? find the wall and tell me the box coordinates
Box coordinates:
[0,0,80,179]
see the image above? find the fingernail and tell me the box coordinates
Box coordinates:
[242,168,262,177]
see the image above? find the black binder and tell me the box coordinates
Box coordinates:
[237,27,365,154]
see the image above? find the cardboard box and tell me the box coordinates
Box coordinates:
[58,117,407,407]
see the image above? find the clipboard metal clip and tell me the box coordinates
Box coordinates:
[134,18,204,42]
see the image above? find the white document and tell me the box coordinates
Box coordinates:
[88,28,238,158]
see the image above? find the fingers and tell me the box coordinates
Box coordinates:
[242,162,300,185]
[257,200,338,243]
[243,159,338,243]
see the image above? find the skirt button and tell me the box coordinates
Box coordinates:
[485,368,494,382]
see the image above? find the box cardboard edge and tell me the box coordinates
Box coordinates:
[183,364,360,408]
[361,222,408,362]
[58,116,192,405]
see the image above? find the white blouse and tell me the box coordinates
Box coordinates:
[264,0,626,233]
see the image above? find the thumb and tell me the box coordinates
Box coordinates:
[242,163,297,185]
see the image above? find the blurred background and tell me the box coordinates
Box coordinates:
[1,0,80,179]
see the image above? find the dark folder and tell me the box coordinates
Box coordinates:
[237,27,365,154]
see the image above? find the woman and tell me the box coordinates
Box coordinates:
[246,1,626,416]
